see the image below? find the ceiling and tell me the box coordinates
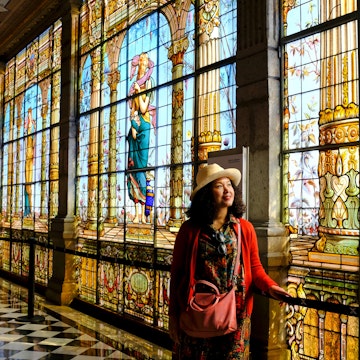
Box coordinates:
[0,0,63,62]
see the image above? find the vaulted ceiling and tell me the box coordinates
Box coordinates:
[0,0,63,62]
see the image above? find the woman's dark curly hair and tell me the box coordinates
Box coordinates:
[186,180,246,226]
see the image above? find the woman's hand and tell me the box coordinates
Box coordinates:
[268,285,292,304]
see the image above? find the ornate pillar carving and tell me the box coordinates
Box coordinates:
[104,35,121,224]
[5,102,14,223]
[39,79,51,219]
[317,18,359,257]
[197,0,221,160]
[86,48,102,232]
[15,95,24,218]
[105,68,120,223]
[167,37,188,228]
[49,71,61,218]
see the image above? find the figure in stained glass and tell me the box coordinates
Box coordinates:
[127,52,156,224]
[24,107,36,217]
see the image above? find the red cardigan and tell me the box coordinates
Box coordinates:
[169,218,278,319]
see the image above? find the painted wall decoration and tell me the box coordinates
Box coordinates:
[282,1,359,359]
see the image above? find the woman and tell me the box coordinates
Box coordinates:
[169,163,290,359]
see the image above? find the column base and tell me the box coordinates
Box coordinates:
[46,277,78,306]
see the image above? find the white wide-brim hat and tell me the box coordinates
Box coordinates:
[190,163,241,200]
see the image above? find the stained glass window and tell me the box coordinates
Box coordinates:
[282,1,359,359]
[76,0,238,329]
[0,21,61,285]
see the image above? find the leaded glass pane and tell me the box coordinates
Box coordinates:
[287,150,320,236]
[1,23,61,287]
[283,1,359,359]
[75,0,238,331]
[284,0,357,37]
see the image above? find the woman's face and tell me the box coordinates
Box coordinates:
[210,177,234,209]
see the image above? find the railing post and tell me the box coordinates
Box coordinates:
[18,237,45,323]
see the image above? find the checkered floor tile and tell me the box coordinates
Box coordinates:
[0,280,172,359]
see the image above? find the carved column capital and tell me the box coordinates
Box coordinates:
[168,37,189,65]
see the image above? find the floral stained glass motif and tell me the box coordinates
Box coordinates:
[284,0,356,37]
[283,1,359,359]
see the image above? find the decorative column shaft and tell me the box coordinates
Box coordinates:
[15,96,24,217]
[167,37,188,228]
[86,48,101,231]
[107,68,120,223]
[49,71,61,218]
[197,0,221,160]
[39,79,51,218]
[317,19,359,256]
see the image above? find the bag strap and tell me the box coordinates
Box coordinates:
[187,219,242,303]
[194,279,220,294]
[187,228,201,303]
[233,221,241,278]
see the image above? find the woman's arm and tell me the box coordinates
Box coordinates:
[242,219,278,292]
[244,220,291,299]
[169,222,192,343]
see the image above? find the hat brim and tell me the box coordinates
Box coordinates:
[190,168,241,200]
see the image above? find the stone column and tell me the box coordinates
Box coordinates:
[236,0,289,359]
[46,0,82,306]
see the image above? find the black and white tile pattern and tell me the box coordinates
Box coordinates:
[0,281,171,360]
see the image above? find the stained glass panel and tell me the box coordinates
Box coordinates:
[98,260,122,312]
[78,256,97,304]
[284,0,358,37]
[4,59,15,100]
[123,264,154,323]
[282,1,359,359]
[287,151,320,236]
[76,0,237,330]
[156,269,171,328]
[12,242,23,275]
[34,245,49,285]
[0,240,10,271]
[0,22,62,286]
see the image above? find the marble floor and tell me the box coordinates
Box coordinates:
[0,279,172,360]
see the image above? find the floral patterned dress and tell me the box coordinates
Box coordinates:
[173,218,251,360]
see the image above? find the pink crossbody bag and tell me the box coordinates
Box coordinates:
[179,222,241,338]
